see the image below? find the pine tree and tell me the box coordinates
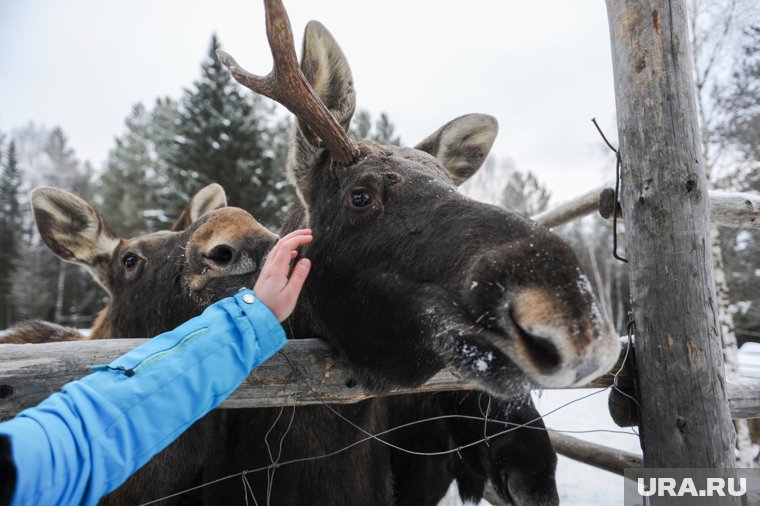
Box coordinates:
[46,128,99,325]
[0,141,22,327]
[148,97,183,224]
[99,100,180,235]
[372,113,401,146]
[349,110,372,140]
[9,127,101,326]
[500,169,551,216]
[349,109,401,146]
[166,35,292,227]
[100,103,153,234]
[43,127,90,195]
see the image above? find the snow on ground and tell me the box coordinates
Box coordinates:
[438,344,760,505]
[739,342,760,378]
[536,388,641,505]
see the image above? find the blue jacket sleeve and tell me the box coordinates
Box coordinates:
[0,289,286,506]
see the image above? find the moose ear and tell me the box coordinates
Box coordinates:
[301,21,355,133]
[415,114,498,186]
[172,183,228,231]
[286,21,355,202]
[31,187,120,267]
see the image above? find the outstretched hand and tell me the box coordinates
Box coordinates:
[253,229,313,322]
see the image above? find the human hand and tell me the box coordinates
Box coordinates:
[253,229,313,322]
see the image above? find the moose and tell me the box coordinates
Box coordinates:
[4,0,620,503]
[13,183,559,505]
[218,0,619,398]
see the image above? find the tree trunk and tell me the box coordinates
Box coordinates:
[605,0,738,479]
[712,224,754,467]
[54,263,65,324]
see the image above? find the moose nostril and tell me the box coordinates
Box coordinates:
[206,244,235,266]
[510,315,562,374]
[520,332,562,373]
[509,311,562,373]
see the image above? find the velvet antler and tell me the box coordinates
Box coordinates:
[217,0,360,164]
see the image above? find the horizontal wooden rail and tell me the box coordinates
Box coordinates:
[548,431,642,476]
[532,181,760,230]
[727,379,760,420]
[1,338,758,419]
[0,337,623,418]
[531,180,615,229]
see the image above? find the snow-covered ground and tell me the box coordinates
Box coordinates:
[440,341,760,505]
[537,388,641,505]
[739,342,760,378]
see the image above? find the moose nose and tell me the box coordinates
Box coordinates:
[512,321,563,375]
[204,244,237,267]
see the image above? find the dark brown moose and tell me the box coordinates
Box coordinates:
[217,0,618,503]
[220,0,619,400]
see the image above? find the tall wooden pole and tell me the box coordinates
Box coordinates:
[605,0,737,473]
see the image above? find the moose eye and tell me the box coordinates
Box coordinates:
[122,253,139,270]
[350,190,372,208]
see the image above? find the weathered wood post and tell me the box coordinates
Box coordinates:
[605,0,738,474]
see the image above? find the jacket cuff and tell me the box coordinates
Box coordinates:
[228,289,287,363]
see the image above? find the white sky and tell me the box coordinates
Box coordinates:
[0,0,619,204]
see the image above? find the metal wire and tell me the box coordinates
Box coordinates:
[592,117,629,263]
[139,336,640,505]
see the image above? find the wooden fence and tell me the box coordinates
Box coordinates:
[0,337,625,419]
[2,337,759,418]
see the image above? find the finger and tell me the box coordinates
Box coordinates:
[262,232,312,279]
[268,234,313,278]
[262,230,310,267]
[278,229,312,243]
[282,258,311,301]
[278,234,313,252]
[270,230,312,261]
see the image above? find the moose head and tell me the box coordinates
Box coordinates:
[30,184,278,339]
[219,0,619,396]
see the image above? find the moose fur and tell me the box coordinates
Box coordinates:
[0,321,88,344]
[387,392,558,506]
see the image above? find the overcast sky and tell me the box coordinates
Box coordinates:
[0,0,619,204]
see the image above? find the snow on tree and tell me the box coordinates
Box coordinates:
[99,99,180,235]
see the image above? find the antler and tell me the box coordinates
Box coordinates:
[217,0,360,164]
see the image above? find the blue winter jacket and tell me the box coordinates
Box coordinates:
[0,289,286,506]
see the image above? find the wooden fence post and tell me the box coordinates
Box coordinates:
[605,0,738,476]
